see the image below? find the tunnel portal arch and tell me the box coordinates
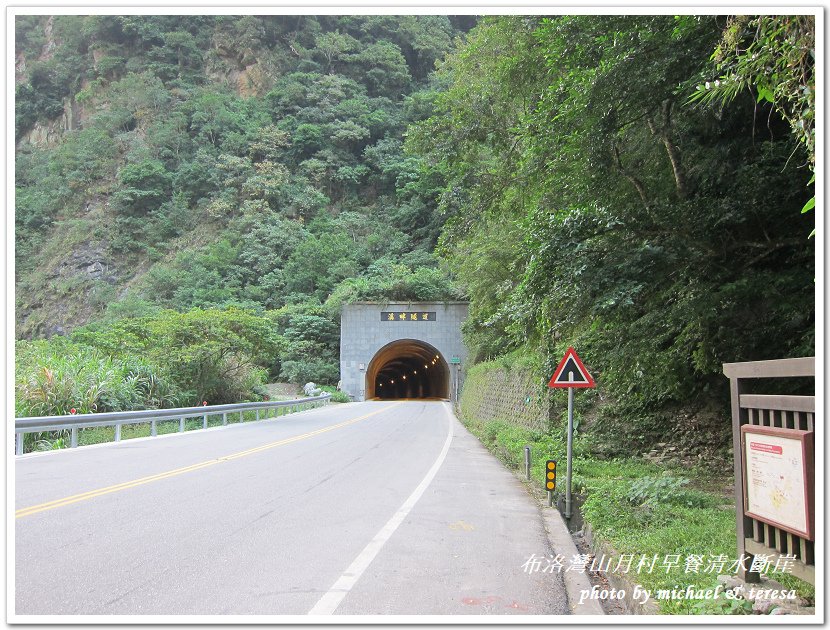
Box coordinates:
[339,302,469,402]
[366,339,449,400]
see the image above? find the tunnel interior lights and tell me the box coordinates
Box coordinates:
[366,340,450,399]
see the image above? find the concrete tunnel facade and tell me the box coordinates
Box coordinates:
[339,302,469,402]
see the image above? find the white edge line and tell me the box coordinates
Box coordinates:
[307,402,455,616]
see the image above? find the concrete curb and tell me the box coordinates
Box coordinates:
[581,524,660,615]
[540,507,606,615]
[454,406,606,616]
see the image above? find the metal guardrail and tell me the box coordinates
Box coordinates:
[14,394,331,455]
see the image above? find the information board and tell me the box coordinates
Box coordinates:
[741,425,814,540]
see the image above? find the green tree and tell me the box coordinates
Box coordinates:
[689,15,815,167]
[284,230,361,301]
[72,307,280,404]
[314,30,360,73]
[352,41,411,96]
[409,15,814,441]
[115,158,173,215]
[268,303,340,384]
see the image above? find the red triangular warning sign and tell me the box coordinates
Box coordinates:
[548,347,595,389]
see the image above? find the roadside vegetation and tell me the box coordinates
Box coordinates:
[411,15,813,437]
[424,16,814,614]
[461,411,815,614]
[16,307,277,416]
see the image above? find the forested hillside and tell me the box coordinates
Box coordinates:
[15,14,814,454]
[15,15,472,413]
[409,15,815,454]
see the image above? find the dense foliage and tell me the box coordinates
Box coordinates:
[15,15,468,407]
[689,15,815,167]
[15,337,176,417]
[408,16,814,451]
[15,15,814,438]
[16,307,278,416]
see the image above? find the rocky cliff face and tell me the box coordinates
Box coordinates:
[19,21,265,149]
[15,19,277,337]
[16,195,124,339]
[15,15,464,340]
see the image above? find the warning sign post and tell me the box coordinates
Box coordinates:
[548,347,595,519]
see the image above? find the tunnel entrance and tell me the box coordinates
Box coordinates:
[366,339,449,400]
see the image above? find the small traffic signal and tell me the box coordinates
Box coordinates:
[545,460,557,492]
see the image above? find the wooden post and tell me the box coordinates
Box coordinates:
[728,373,760,583]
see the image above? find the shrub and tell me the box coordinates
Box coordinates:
[15,338,178,417]
[626,475,715,509]
[319,385,351,403]
[71,307,280,405]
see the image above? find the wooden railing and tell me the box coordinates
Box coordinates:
[723,357,815,585]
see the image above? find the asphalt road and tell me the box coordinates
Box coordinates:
[14,401,567,617]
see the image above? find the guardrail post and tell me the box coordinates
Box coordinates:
[115,424,121,442]
[203,414,208,430]
[239,411,243,423]
[16,433,24,456]
[179,417,185,432]
[256,409,260,421]
[222,412,227,426]
[71,427,78,448]
[151,419,157,437]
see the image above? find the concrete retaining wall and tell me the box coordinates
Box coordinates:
[459,360,552,432]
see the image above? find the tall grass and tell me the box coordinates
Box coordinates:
[15,338,181,417]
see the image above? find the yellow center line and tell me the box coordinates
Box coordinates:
[16,403,399,519]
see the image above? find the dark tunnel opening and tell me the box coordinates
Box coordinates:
[366,339,449,400]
